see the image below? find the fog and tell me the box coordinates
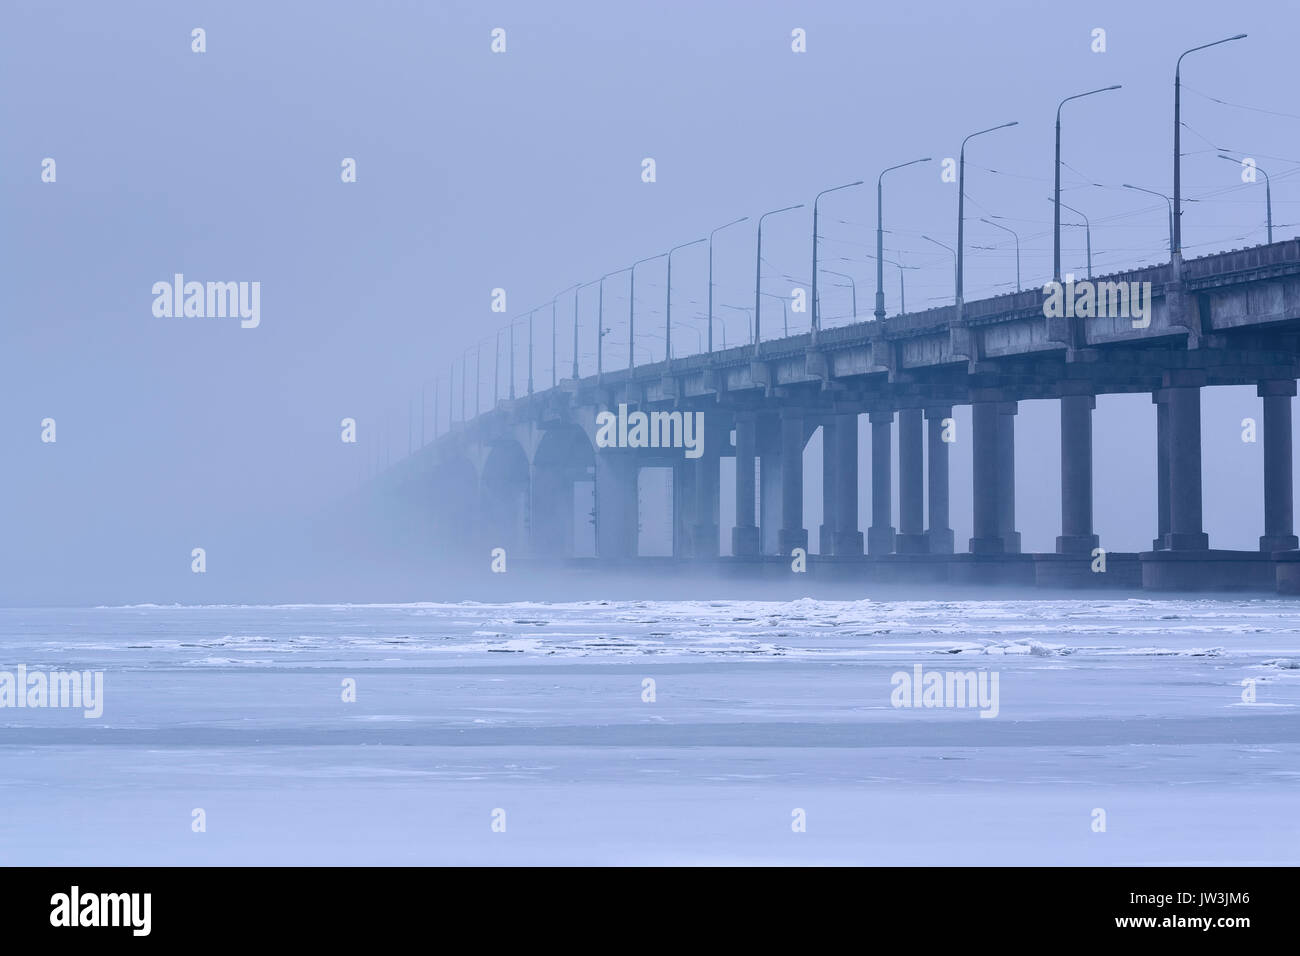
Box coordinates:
[2,0,1295,605]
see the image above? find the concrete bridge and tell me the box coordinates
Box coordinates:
[368,239,1300,592]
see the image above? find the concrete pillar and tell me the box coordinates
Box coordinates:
[833,412,864,555]
[692,449,721,558]
[731,414,759,555]
[595,452,638,558]
[996,402,1021,554]
[1259,380,1298,552]
[1056,389,1099,554]
[895,407,927,553]
[1153,391,1170,551]
[779,411,808,554]
[925,406,954,553]
[969,400,1003,553]
[819,418,837,555]
[481,481,523,555]
[1164,371,1209,550]
[867,410,895,555]
[672,458,694,557]
[532,467,574,557]
[759,417,782,554]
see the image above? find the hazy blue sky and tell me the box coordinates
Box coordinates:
[2,0,1295,602]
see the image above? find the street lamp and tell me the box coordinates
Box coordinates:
[754,204,804,352]
[1054,86,1121,280]
[666,237,706,366]
[922,234,958,304]
[721,304,754,346]
[551,284,579,389]
[629,253,667,370]
[493,330,501,405]
[1218,153,1272,243]
[573,278,601,380]
[981,217,1021,292]
[447,367,454,428]
[460,348,469,421]
[452,362,462,427]
[1122,183,1175,256]
[1049,197,1092,278]
[812,181,863,339]
[876,158,930,319]
[679,323,703,355]
[708,216,748,353]
[526,306,546,394]
[895,256,919,314]
[597,267,631,379]
[957,122,1017,306]
[822,268,857,320]
[865,252,919,316]
[1174,34,1247,258]
[508,317,517,400]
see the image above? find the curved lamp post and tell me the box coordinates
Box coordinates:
[980,217,1021,292]
[1174,34,1247,258]
[922,234,958,304]
[1054,86,1120,280]
[666,237,706,366]
[812,181,863,339]
[1122,183,1175,257]
[629,253,667,370]
[875,158,930,319]
[1218,153,1272,243]
[957,122,1017,306]
[754,204,803,353]
[708,216,748,353]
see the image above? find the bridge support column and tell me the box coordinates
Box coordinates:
[731,414,759,556]
[1153,391,1171,550]
[969,399,1003,553]
[690,418,722,558]
[1164,371,1209,550]
[895,408,927,553]
[833,413,864,555]
[778,410,808,554]
[532,466,575,557]
[1259,380,1298,552]
[595,453,638,558]
[997,402,1021,553]
[867,410,895,555]
[481,481,524,556]
[819,418,837,555]
[1056,389,1099,554]
[925,406,954,553]
[672,458,695,558]
[759,417,782,554]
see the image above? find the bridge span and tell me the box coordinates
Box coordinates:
[365,240,1300,592]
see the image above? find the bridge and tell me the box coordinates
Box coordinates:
[356,236,1300,593]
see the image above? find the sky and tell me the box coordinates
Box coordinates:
[2,0,1297,603]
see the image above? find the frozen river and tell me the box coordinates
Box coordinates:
[1,598,1297,865]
